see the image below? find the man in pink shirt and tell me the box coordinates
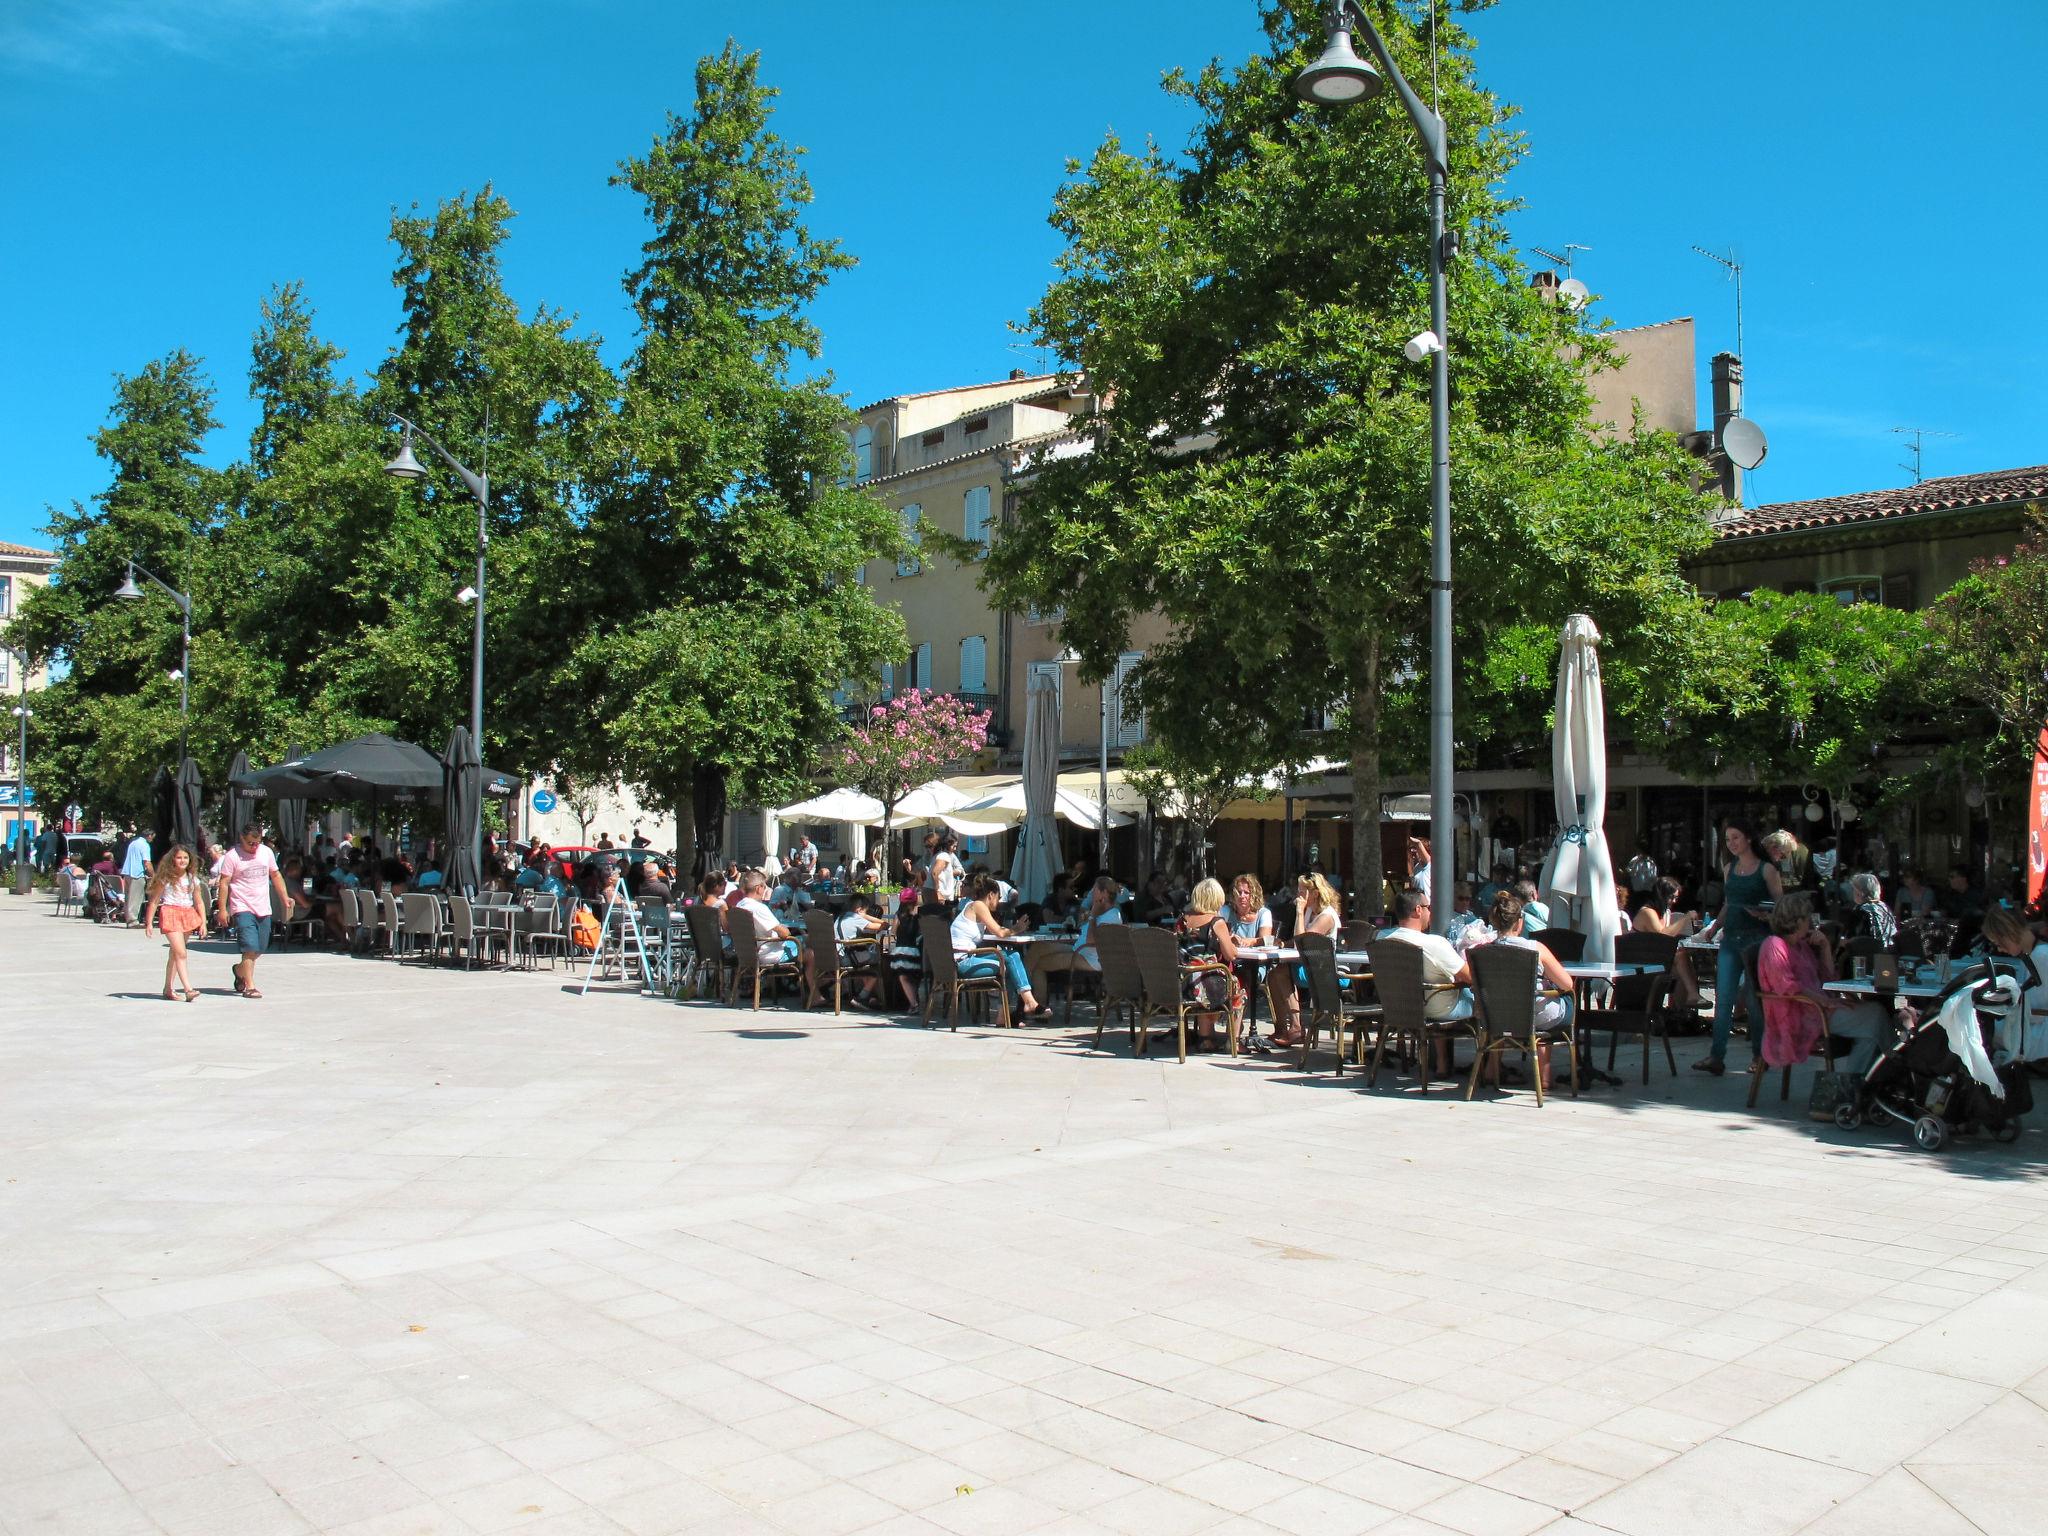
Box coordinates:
[216,822,291,998]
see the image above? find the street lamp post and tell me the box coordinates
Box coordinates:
[112,560,192,760]
[1295,1,1455,935]
[383,415,489,878]
[4,646,28,895]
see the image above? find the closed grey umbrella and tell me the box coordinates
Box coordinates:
[441,725,482,894]
[171,756,203,853]
[150,766,175,845]
[225,751,253,844]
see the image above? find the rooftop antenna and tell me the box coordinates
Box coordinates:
[1889,426,1956,485]
[1531,243,1591,279]
[1691,244,1744,359]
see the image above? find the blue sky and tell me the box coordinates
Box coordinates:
[3,0,2042,551]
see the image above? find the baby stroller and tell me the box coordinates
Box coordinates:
[85,871,126,924]
[1838,956,2035,1151]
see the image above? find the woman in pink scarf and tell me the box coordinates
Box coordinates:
[1756,892,1890,1075]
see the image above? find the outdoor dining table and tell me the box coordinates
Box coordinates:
[1824,977,1948,1001]
[1234,946,1373,971]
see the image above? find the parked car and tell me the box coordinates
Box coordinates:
[64,833,110,868]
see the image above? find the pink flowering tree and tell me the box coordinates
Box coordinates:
[829,690,991,866]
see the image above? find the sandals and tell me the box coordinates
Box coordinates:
[1690,1056,1725,1076]
[242,986,263,999]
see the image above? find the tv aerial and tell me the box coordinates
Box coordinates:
[1532,243,1592,310]
[1890,426,1956,485]
[1691,244,1745,359]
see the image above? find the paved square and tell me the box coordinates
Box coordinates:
[4,894,2046,1535]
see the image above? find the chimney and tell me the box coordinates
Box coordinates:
[1710,351,1743,505]
[1008,367,1028,380]
[1529,269,1560,302]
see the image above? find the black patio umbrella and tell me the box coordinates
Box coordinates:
[150,766,175,845]
[274,743,306,854]
[234,732,516,803]
[692,764,727,878]
[171,756,203,853]
[225,750,253,844]
[441,725,482,894]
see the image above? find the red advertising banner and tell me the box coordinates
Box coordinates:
[2031,725,2048,907]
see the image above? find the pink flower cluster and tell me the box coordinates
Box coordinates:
[834,689,991,802]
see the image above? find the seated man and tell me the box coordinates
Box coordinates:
[733,870,800,971]
[1513,879,1551,933]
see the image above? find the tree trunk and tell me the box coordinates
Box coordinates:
[673,774,697,880]
[1348,631,1384,921]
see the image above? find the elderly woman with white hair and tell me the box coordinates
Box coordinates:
[1844,871,1898,950]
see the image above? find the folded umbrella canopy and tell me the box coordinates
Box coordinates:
[171,756,204,854]
[441,725,482,894]
[225,750,253,845]
[1537,614,1621,964]
[274,743,306,853]
[1008,672,1061,905]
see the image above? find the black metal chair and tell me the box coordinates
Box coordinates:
[1530,926,1586,961]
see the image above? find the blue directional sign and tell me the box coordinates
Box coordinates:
[532,789,557,815]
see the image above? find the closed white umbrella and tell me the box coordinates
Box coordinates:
[1010,672,1061,903]
[1538,614,1621,963]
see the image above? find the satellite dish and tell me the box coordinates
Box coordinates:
[1557,277,1590,311]
[1720,415,1768,470]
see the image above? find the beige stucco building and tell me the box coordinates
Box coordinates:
[0,538,58,838]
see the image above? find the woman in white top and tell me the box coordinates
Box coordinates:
[1269,873,1342,1047]
[143,844,207,1002]
[950,873,1049,1019]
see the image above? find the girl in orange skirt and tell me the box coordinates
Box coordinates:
[145,844,207,1001]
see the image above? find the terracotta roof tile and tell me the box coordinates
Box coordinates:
[0,540,56,560]
[1714,465,2048,540]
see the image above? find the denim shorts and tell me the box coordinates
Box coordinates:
[230,912,273,954]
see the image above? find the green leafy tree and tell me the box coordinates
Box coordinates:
[566,44,905,870]
[12,352,225,817]
[1921,529,2048,854]
[1658,590,1927,797]
[1121,738,1262,881]
[984,0,1715,902]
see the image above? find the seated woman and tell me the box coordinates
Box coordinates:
[1178,878,1243,1051]
[1632,875,1703,1009]
[831,892,888,1008]
[887,891,926,1012]
[1479,891,1578,1087]
[1842,871,1898,951]
[1756,891,1890,1079]
[950,873,1051,1021]
[1982,905,2048,1060]
[1268,872,1342,1047]
[1226,874,1275,1049]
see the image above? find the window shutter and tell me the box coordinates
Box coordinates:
[1111,651,1146,746]
[913,643,932,691]
[880,662,894,700]
[896,503,922,576]
[853,426,873,482]
[963,485,991,552]
[1881,573,1916,610]
[959,635,987,695]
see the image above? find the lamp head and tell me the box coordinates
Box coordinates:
[1293,18,1382,106]
[1055,647,1081,665]
[1403,330,1444,363]
[456,585,478,605]
[113,565,144,602]
[384,428,428,480]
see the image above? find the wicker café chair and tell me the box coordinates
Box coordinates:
[804,910,865,1014]
[1467,941,1578,1105]
[920,913,1007,1030]
[1092,923,1141,1052]
[1296,933,1380,1075]
[1126,924,1237,1063]
[1366,939,1478,1095]
[727,906,801,1009]
[682,903,734,999]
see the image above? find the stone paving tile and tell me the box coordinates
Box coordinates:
[7,895,2048,1535]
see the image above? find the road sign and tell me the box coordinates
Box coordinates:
[532,789,558,815]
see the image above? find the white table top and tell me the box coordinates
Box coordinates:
[1562,961,1656,980]
[1825,978,1947,1000]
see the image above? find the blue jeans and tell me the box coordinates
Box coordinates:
[1710,940,1756,1062]
[957,950,1030,1000]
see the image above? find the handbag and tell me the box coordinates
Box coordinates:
[570,907,601,951]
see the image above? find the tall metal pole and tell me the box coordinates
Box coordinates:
[1424,158,1453,935]
[9,651,28,895]
[179,608,190,762]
